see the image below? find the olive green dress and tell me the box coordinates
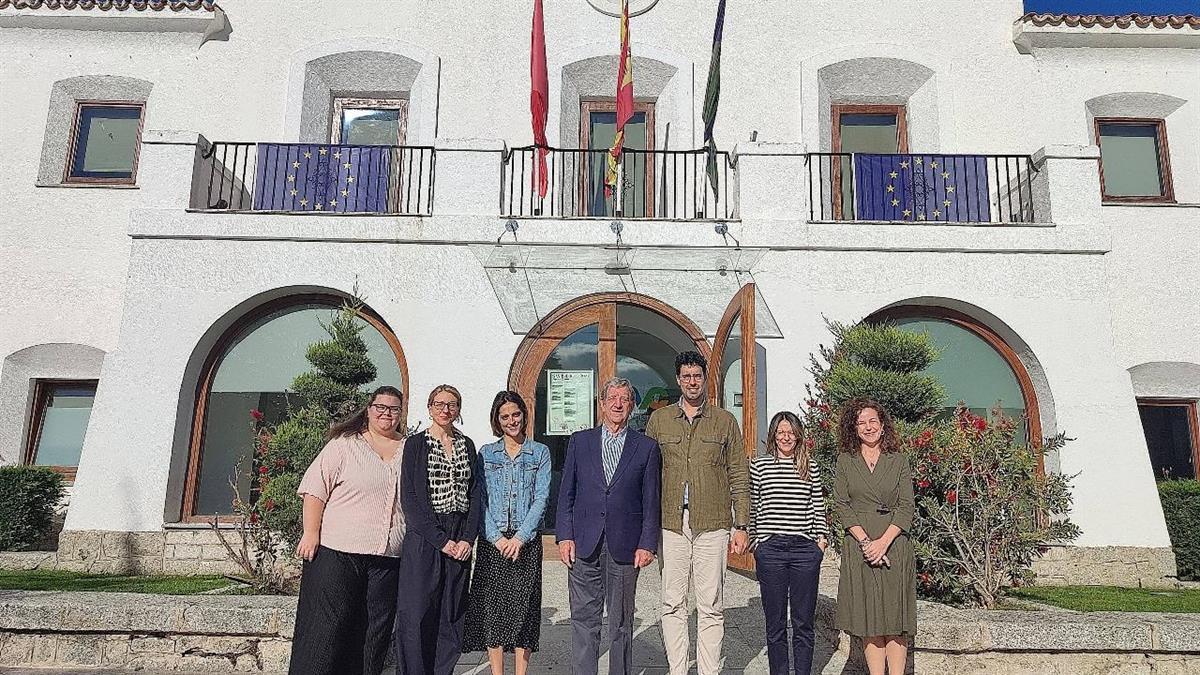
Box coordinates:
[832,451,917,637]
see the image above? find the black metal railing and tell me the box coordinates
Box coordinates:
[195,141,435,215]
[501,146,736,219]
[805,153,1036,224]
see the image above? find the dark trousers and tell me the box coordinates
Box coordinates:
[396,512,470,675]
[568,537,640,675]
[289,546,399,675]
[754,535,823,675]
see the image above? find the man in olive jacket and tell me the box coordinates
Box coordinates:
[644,351,750,675]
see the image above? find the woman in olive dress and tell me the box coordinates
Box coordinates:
[832,398,916,675]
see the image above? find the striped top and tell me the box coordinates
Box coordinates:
[749,454,827,547]
[601,424,627,485]
[297,434,405,557]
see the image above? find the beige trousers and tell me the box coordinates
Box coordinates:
[660,509,730,675]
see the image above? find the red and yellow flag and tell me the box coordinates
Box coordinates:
[530,0,549,199]
[604,0,633,197]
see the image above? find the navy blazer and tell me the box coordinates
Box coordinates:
[555,426,662,564]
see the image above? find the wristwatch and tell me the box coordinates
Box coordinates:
[732,524,748,532]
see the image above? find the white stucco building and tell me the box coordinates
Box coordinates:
[1,0,1197,584]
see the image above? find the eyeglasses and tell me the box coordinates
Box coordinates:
[370,404,402,415]
[430,401,460,411]
[678,373,704,382]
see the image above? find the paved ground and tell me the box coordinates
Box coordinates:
[2,559,851,674]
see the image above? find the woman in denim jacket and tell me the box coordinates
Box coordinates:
[462,390,552,675]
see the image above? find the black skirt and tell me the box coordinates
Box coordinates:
[462,534,542,653]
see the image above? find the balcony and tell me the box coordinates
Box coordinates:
[193,141,435,215]
[803,152,1037,224]
[500,146,737,220]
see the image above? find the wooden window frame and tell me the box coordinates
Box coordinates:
[1136,398,1200,480]
[832,104,910,154]
[867,306,1044,471]
[23,379,98,482]
[180,295,410,523]
[329,96,409,146]
[579,99,656,217]
[1094,117,1175,204]
[63,100,146,186]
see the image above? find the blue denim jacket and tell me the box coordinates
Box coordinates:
[479,438,552,544]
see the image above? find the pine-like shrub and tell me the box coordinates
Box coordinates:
[0,466,65,551]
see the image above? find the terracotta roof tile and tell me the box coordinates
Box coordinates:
[0,0,214,11]
[1019,12,1200,30]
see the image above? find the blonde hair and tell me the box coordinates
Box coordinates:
[427,384,463,423]
[766,411,811,481]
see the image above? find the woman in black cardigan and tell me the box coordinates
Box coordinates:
[396,384,483,675]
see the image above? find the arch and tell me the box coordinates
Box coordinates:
[38,74,154,186]
[176,290,409,521]
[868,299,1050,458]
[283,38,439,144]
[0,343,106,467]
[508,292,710,426]
[800,45,950,153]
[1128,361,1200,399]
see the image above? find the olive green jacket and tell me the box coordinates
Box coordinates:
[645,402,750,534]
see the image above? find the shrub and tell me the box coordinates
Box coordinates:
[0,466,65,551]
[1158,479,1200,581]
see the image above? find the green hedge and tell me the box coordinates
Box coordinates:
[0,466,65,551]
[1159,479,1200,581]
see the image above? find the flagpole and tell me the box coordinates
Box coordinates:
[615,157,624,218]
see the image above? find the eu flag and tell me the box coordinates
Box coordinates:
[252,143,391,213]
[853,154,991,222]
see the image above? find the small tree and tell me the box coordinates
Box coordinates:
[803,318,1080,608]
[215,295,379,592]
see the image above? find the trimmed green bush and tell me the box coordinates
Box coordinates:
[0,466,65,551]
[1159,479,1200,581]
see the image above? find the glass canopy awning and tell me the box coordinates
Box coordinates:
[469,243,781,337]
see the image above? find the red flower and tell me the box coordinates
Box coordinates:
[249,513,259,524]
[263,498,275,511]
[946,489,958,505]
[259,466,269,474]
[250,409,264,421]
[917,479,931,489]
[818,419,831,431]
[803,438,815,450]
[973,417,988,432]
[805,398,818,408]
[818,403,831,414]
[914,429,934,448]
[919,572,932,584]
[929,453,942,464]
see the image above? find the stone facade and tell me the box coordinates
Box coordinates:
[13,529,248,576]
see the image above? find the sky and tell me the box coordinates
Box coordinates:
[1024,0,1200,13]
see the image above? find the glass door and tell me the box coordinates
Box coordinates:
[832,104,908,219]
[581,101,655,217]
[711,283,761,571]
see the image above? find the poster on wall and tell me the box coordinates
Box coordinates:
[546,369,595,435]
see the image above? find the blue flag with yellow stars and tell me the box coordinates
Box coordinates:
[252,143,391,213]
[853,154,991,222]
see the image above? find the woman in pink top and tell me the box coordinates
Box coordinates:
[289,385,406,675]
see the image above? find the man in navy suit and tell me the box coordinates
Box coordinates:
[556,376,662,675]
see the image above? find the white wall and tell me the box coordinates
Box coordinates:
[0,0,1195,547]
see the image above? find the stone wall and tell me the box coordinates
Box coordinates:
[17,529,248,576]
[1032,545,1179,588]
[1,580,1199,673]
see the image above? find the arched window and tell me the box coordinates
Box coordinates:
[871,306,1041,444]
[182,295,407,519]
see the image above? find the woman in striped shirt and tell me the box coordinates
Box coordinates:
[750,411,828,675]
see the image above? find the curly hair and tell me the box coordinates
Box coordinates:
[837,397,901,454]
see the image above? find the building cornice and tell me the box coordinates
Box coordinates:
[1014,13,1200,52]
